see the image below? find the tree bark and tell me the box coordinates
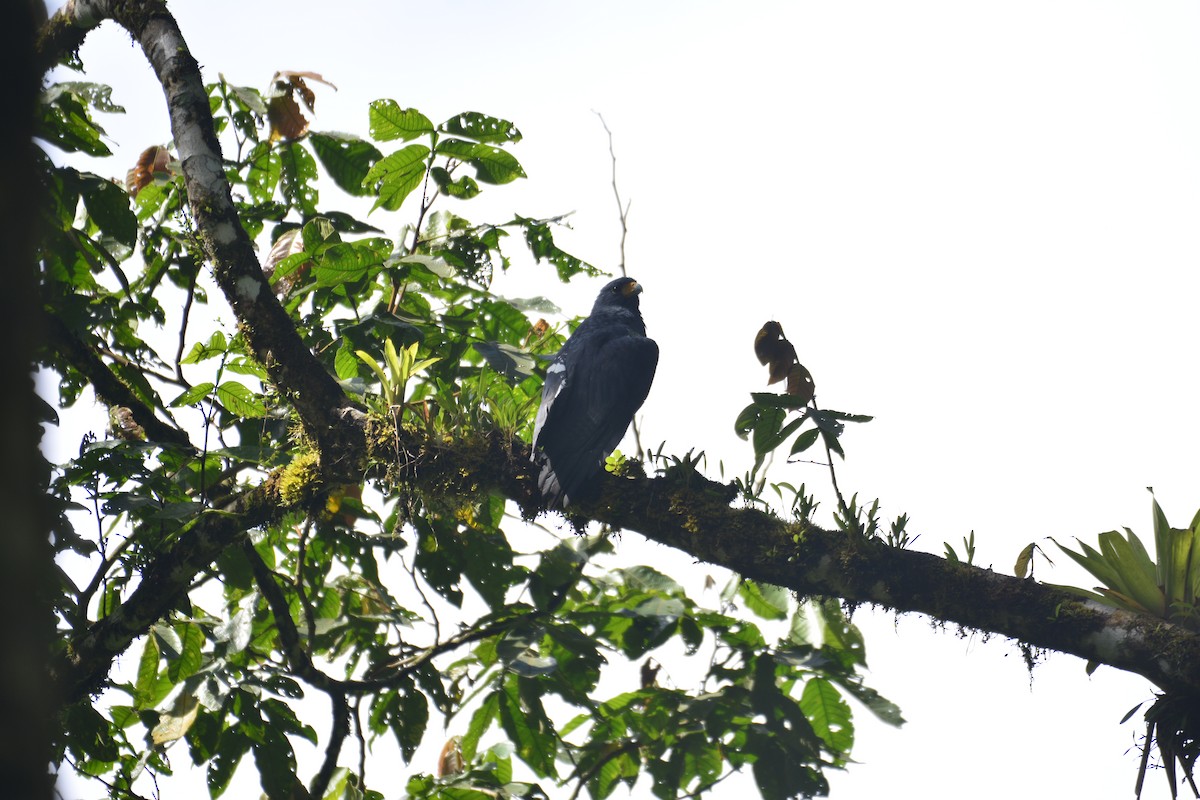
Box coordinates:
[7,1,55,798]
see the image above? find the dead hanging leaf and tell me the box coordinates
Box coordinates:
[525,318,551,346]
[754,321,816,403]
[640,658,661,689]
[263,228,310,295]
[150,692,200,746]
[437,736,465,777]
[125,145,174,196]
[787,363,816,407]
[267,70,337,142]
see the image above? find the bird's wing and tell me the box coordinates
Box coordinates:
[533,331,658,503]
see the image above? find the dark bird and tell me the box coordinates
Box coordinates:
[532,277,659,507]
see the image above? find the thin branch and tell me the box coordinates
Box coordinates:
[594,113,647,461]
[173,260,199,385]
[74,532,136,626]
[42,314,194,449]
[594,112,631,278]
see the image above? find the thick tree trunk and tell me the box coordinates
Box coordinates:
[5,2,55,799]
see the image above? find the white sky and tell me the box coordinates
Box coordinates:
[46,1,1200,798]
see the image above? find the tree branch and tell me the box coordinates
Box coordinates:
[42,314,194,449]
[56,418,1200,704]
[56,477,286,702]
[42,0,364,466]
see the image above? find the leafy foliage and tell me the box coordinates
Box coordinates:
[39,57,894,800]
[1053,497,1200,631]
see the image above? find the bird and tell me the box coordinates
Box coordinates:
[531,276,659,507]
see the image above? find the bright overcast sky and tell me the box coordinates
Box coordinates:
[47,1,1200,798]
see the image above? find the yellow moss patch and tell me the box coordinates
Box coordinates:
[278,451,321,506]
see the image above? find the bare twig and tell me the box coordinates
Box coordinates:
[594,113,631,277]
[594,113,647,461]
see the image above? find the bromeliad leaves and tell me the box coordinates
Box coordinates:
[738,322,871,483]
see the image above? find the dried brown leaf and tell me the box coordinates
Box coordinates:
[754,320,798,384]
[755,321,816,403]
[437,736,465,777]
[787,363,816,405]
[525,318,551,346]
[267,71,336,142]
[640,658,661,689]
[125,145,173,196]
[263,229,310,295]
[754,320,785,365]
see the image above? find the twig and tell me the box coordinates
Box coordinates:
[810,399,851,525]
[594,112,647,461]
[173,260,199,384]
[593,112,631,278]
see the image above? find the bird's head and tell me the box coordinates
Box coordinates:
[592,277,644,313]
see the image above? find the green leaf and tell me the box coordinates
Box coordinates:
[334,343,360,380]
[829,676,905,726]
[461,689,500,761]
[368,101,434,142]
[620,565,683,594]
[169,382,214,407]
[1014,542,1036,579]
[1097,530,1164,615]
[431,166,482,200]
[246,141,282,203]
[789,427,821,455]
[440,112,522,144]
[800,677,854,753]
[252,727,297,799]
[79,173,137,247]
[167,622,204,682]
[215,381,268,417]
[134,635,160,709]
[364,144,430,211]
[436,138,526,184]
[55,81,126,114]
[738,580,790,621]
[750,391,810,410]
[37,86,112,156]
[513,216,599,280]
[498,676,556,778]
[751,406,786,455]
[225,80,268,115]
[472,341,536,384]
[313,238,391,287]
[310,131,383,196]
[181,330,229,364]
[207,729,249,796]
[280,140,320,217]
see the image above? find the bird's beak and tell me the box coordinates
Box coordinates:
[622,281,642,297]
